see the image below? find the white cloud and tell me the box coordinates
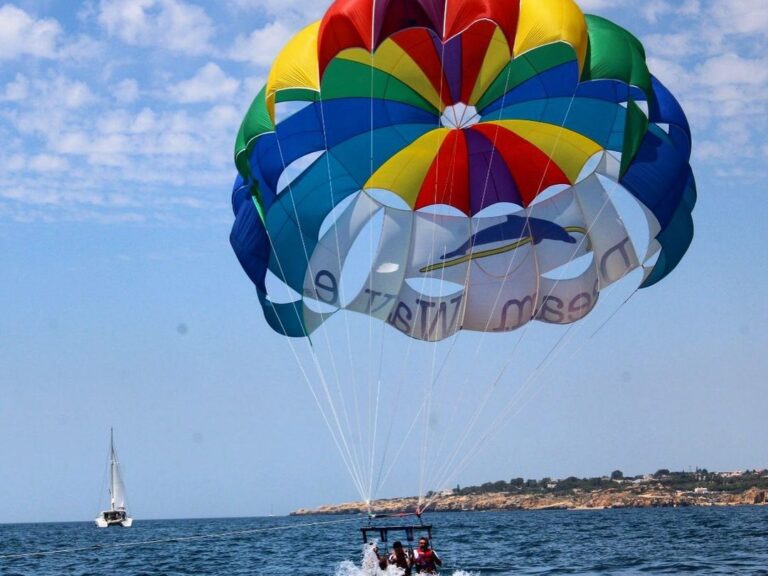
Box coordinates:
[171,63,240,103]
[640,0,674,24]
[709,0,768,37]
[28,154,71,173]
[2,74,30,101]
[576,0,630,12]
[227,0,329,23]
[0,4,62,59]
[695,53,768,88]
[228,21,294,67]
[0,154,26,172]
[113,79,140,104]
[97,0,215,55]
[644,32,700,60]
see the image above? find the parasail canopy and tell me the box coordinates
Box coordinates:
[230,0,695,343]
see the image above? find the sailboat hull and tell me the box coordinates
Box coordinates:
[95,512,133,528]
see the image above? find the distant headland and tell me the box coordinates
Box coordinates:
[292,468,768,515]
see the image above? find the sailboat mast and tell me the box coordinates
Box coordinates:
[110,427,116,511]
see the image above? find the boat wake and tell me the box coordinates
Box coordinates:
[335,544,478,576]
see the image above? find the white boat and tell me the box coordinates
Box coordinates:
[95,429,133,528]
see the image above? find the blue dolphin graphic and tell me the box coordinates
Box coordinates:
[442,215,576,260]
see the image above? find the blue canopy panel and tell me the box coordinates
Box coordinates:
[480,60,579,117]
[574,79,645,103]
[649,76,691,145]
[492,97,626,153]
[648,77,692,173]
[620,123,690,230]
[257,291,308,337]
[230,179,270,295]
[230,176,311,338]
[250,98,437,196]
[231,174,249,215]
[641,169,696,288]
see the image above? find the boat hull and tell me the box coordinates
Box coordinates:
[95,512,133,528]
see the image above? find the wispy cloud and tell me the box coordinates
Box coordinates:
[97,0,215,55]
[228,21,294,67]
[0,4,63,59]
[170,63,240,103]
[1,0,766,224]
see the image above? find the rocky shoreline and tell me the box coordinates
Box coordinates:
[292,487,767,515]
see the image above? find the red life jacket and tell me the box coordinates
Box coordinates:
[414,548,437,571]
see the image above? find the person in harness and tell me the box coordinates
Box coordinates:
[412,537,441,574]
[388,540,413,575]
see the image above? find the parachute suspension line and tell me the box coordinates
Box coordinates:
[367,321,388,506]
[315,84,376,499]
[417,37,452,508]
[419,54,533,494]
[366,43,377,506]
[425,173,637,507]
[591,289,638,339]
[374,303,465,501]
[530,286,636,392]
[422,128,470,501]
[419,58,533,496]
[257,229,367,499]
[272,128,369,501]
[423,83,584,497]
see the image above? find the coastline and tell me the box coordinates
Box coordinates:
[292,487,767,515]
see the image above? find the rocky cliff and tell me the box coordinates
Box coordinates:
[292,487,767,515]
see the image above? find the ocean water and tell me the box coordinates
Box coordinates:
[1,507,767,575]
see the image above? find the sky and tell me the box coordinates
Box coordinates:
[0,0,767,524]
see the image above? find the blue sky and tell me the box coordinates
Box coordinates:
[1,0,767,524]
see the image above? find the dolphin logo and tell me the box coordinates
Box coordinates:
[420,215,586,274]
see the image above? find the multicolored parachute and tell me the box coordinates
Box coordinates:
[230,0,695,342]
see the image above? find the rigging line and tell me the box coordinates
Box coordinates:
[265,166,362,496]
[428,216,605,499]
[590,288,638,339]
[540,284,638,377]
[377,395,426,494]
[371,313,463,501]
[422,133,470,496]
[366,138,374,500]
[315,81,367,488]
[426,90,610,496]
[0,517,363,561]
[247,231,364,495]
[363,70,382,500]
[363,39,378,504]
[425,280,635,509]
[271,131,368,499]
[424,89,582,497]
[417,51,541,495]
[419,38,451,507]
[420,247,448,503]
[369,316,389,505]
[253,246,367,498]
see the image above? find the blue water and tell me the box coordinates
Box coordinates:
[1,507,767,575]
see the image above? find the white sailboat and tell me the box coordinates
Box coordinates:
[95,429,133,528]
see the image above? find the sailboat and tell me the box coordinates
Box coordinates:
[95,429,133,528]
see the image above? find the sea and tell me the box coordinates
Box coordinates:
[1,507,767,575]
